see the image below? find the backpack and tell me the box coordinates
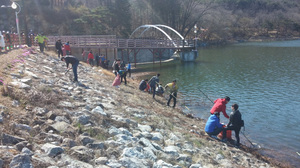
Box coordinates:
[239,119,244,127]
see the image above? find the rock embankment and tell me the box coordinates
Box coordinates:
[0,48,275,168]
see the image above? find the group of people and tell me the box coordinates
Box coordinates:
[58,53,244,147]
[85,50,109,68]
[55,39,71,58]
[205,96,244,148]
[112,59,131,87]
[139,73,179,108]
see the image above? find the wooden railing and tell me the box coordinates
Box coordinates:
[1,34,194,53]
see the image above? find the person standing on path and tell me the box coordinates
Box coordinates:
[35,33,48,53]
[149,73,160,99]
[61,55,79,82]
[165,80,178,108]
[210,96,231,119]
[55,39,63,58]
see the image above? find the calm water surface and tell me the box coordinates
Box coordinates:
[138,40,300,167]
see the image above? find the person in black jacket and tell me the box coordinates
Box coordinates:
[139,79,148,91]
[223,103,243,147]
[55,39,63,58]
[61,56,79,82]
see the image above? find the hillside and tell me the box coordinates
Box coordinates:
[0,48,289,167]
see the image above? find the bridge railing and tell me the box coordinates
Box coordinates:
[47,36,191,49]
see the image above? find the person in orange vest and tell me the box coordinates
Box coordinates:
[210,96,230,119]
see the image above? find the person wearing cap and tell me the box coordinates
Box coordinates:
[210,96,231,119]
[205,112,226,140]
[61,55,79,82]
[165,80,178,108]
[55,39,63,58]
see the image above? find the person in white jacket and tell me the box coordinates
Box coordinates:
[0,32,5,50]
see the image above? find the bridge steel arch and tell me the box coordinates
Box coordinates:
[130,24,186,47]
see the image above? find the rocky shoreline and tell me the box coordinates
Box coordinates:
[0,48,285,167]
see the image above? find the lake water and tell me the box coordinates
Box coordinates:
[137,40,300,167]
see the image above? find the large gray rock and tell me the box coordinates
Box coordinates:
[50,121,73,132]
[2,133,25,145]
[138,124,152,132]
[70,146,95,163]
[91,106,106,116]
[164,146,180,157]
[31,153,56,166]
[33,107,48,116]
[9,154,33,168]
[189,164,203,168]
[9,81,31,89]
[62,138,77,148]
[87,142,105,149]
[58,154,94,168]
[41,143,64,157]
[78,135,95,146]
[77,114,91,125]
[120,157,151,168]
[95,157,108,165]
[153,160,174,168]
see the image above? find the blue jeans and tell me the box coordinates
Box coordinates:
[207,127,224,136]
[151,86,156,98]
[72,61,79,82]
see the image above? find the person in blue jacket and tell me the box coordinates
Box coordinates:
[205,112,226,139]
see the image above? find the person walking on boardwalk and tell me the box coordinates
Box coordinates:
[61,55,79,82]
[148,73,160,99]
[64,41,71,55]
[55,39,63,58]
[87,50,94,67]
[223,104,244,147]
[165,80,178,108]
[210,96,231,119]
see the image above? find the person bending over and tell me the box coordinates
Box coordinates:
[61,56,79,82]
[210,96,231,119]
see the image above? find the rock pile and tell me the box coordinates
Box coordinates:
[0,49,274,168]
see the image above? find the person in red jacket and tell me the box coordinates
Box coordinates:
[64,41,71,55]
[210,96,230,119]
[87,50,94,66]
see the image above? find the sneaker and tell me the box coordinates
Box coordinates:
[210,135,218,139]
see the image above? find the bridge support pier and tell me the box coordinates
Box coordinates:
[180,49,198,62]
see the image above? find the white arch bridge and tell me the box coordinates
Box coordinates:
[47,25,197,65]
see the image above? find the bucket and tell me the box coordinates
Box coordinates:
[218,125,232,140]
